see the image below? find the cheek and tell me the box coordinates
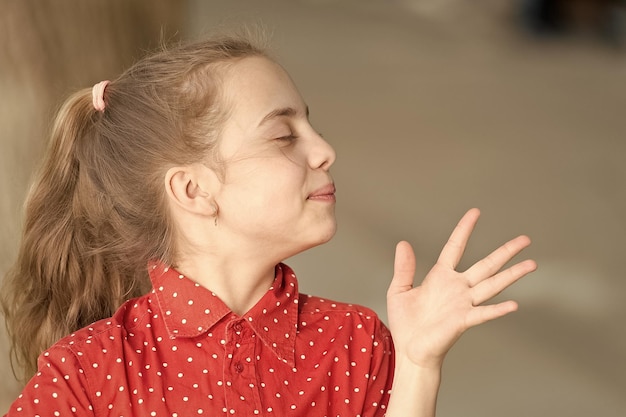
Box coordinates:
[223,162,305,210]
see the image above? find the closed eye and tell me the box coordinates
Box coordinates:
[276,134,297,141]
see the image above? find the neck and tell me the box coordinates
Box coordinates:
[170,210,299,315]
[174,251,278,316]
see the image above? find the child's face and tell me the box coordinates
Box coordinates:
[214,56,337,260]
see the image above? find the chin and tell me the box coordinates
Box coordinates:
[287,223,337,258]
[311,221,338,247]
[321,222,338,243]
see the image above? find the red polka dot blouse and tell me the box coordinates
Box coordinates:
[5,263,394,416]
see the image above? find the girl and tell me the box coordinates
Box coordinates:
[1,34,536,416]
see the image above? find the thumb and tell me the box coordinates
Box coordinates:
[388,241,416,296]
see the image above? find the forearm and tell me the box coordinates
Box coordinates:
[385,356,442,417]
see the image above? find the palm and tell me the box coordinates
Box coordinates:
[387,209,536,369]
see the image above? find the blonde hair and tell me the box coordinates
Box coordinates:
[0,35,266,382]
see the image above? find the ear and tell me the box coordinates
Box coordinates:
[164,164,218,216]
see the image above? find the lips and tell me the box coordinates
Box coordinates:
[307,183,336,201]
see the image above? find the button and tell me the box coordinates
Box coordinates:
[234,362,244,373]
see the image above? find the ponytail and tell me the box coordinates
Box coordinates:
[0,90,150,382]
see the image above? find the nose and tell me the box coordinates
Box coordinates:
[308,131,336,171]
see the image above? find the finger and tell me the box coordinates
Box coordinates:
[466,300,519,328]
[437,208,481,270]
[387,241,416,296]
[465,235,532,286]
[471,259,537,306]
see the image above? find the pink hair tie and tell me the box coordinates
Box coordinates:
[92,80,110,112]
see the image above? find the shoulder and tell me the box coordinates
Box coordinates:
[298,293,379,318]
[50,292,153,354]
[297,293,391,339]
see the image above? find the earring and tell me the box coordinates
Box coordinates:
[212,204,219,227]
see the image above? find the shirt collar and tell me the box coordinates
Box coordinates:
[149,261,298,367]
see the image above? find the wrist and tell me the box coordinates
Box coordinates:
[395,347,446,371]
[394,354,443,378]
[386,355,443,417]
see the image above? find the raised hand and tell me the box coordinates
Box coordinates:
[387,208,537,369]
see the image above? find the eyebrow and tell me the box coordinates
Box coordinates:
[258,105,310,126]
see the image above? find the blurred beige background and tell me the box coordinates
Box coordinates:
[2,0,625,416]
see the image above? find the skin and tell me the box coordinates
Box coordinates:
[386,209,536,416]
[165,56,336,315]
[165,56,537,416]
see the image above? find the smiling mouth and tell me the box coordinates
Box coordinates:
[308,184,336,201]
